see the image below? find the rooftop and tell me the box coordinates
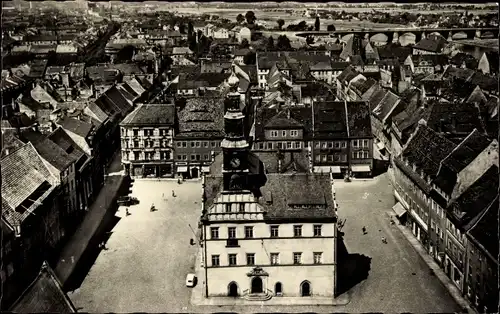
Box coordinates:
[176,97,225,138]
[121,104,175,126]
[346,101,372,138]
[313,101,348,139]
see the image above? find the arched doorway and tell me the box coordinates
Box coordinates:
[228,282,238,297]
[275,282,282,295]
[251,277,263,293]
[191,167,199,178]
[301,281,311,297]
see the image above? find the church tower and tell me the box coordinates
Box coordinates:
[221,83,251,192]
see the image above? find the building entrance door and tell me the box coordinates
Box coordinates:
[191,167,199,178]
[251,277,263,293]
[228,282,238,297]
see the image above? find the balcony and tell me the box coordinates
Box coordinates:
[226,239,239,247]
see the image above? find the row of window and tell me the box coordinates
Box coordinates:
[177,154,211,161]
[126,140,171,148]
[210,224,323,239]
[315,154,347,162]
[124,151,171,161]
[211,252,323,266]
[176,141,220,148]
[256,141,302,150]
[270,130,300,137]
[315,141,347,149]
[125,129,170,137]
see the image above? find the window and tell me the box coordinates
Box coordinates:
[286,142,292,149]
[182,155,187,160]
[212,255,220,266]
[225,203,232,213]
[210,227,219,239]
[177,142,182,147]
[228,227,236,239]
[353,140,358,147]
[239,203,245,212]
[335,141,340,148]
[295,142,301,148]
[363,139,369,147]
[182,142,187,147]
[321,142,327,148]
[341,141,346,148]
[352,151,357,159]
[228,254,237,266]
[313,225,322,237]
[267,142,273,149]
[246,253,255,266]
[270,225,279,237]
[134,152,140,160]
[270,253,280,265]
[196,154,201,161]
[328,142,333,148]
[313,252,323,264]
[282,130,286,137]
[133,129,139,136]
[204,154,209,160]
[211,141,216,147]
[294,225,302,237]
[196,142,201,147]
[204,141,209,148]
[341,155,347,162]
[364,151,369,158]
[277,142,283,149]
[191,142,195,148]
[327,155,333,161]
[293,252,302,265]
[245,226,254,238]
[290,130,298,137]
[191,155,196,161]
[315,142,320,148]
[259,142,264,150]
[322,155,327,162]
[271,130,278,137]
[315,155,320,162]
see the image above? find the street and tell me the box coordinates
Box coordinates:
[69,173,460,313]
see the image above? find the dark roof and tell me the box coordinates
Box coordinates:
[346,101,372,138]
[313,101,348,139]
[372,90,401,122]
[176,97,225,138]
[337,66,358,84]
[377,43,412,61]
[121,104,175,126]
[58,117,93,138]
[402,123,456,180]
[238,65,258,83]
[255,106,313,140]
[33,137,75,171]
[433,129,492,195]
[95,86,133,117]
[413,35,448,53]
[204,173,336,222]
[450,52,478,68]
[426,101,485,136]
[264,110,303,129]
[469,72,498,92]
[449,165,499,230]
[9,261,76,313]
[254,150,309,174]
[468,193,499,260]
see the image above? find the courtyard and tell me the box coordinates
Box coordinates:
[69,173,460,313]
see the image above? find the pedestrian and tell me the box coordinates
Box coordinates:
[162,193,165,199]
[150,203,155,212]
[126,208,130,216]
[172,190,176,197]
[382,237,387,244]
[362,226,367,234]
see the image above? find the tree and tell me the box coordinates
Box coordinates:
[187,21,194,40]
[315,16,320,31]
[298,21,307,31]
[236,14,245,24]
[245,11,256,24]
[327,24,336,31]
[240,38,250,49]
[243,51,256,65]
[306,36,314,45]
[277,19,285,30]
[276,35,291,50]
[267,36,275,50]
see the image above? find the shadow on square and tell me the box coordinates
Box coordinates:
[336,231,372,296]
[372,158,390,178]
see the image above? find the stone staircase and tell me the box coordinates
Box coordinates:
[242,289,273,301]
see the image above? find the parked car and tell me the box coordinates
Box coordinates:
[186,273,196,287]
[117,196,139,206]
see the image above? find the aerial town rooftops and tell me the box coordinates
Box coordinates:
[176,97,225,138]
[346,101,372,138]
[58,116,94,138]
[313,101,348,139]
[468,193,499,260]
[413,35,448,53]
[121,104,175,126]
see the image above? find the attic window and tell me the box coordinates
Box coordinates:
[66,146,74,154]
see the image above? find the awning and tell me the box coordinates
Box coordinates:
[377,142,385,150]
[392,202,407,218]
[177,166,188,173]
[201,166,211,173]
[314,166,341,173]
[351,165,371,172]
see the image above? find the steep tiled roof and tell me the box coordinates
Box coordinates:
[9,262,76,313]
[402,124,456,179]
[33,137,75,171]
[85,101,109,123]
[313,101,348,139]
[95,86,133,117]
[469,72,498,92]
[337,66,358,84]
[449,165,498,230]
[58,117,93,138]
[433,129,491,195]
[372,90,401,122]
[366,87,387,111]
[426,101,485,136]
[346,101,372,138]
[48,127,86,161]
[121,104,175,126]
[468,193,499,260]
[176,97,225,138]
[264,110,303,129]
[413,35,448,53]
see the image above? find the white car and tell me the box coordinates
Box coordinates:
[186,273,196,287]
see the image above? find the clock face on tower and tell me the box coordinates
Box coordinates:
[230,157,241,169]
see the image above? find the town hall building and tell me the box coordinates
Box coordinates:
[200,83,338,300]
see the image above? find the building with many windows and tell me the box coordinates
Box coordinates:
[120,104,175,178]
[200,88,338,300]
